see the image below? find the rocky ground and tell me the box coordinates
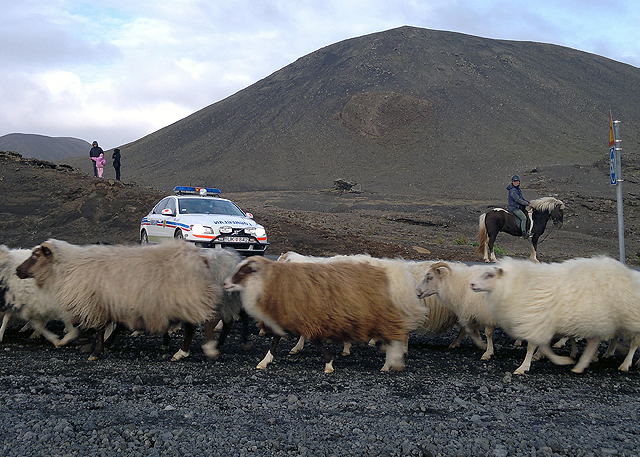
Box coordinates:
[2,150,640,456]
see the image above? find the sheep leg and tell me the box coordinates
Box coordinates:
[572,338,602,373]
[28,319,62,347]
[103,323,122,348]
[56,321,80,347]
[202,318,222,359]
[514,342,538,375]
[553,336,569,348]
[171,323,196,361]
[342,342,352,356]
[539,344,574,366]
[448,327,466,348]
[0,312,11,342]
[238,309,252,350]
[381,340,405,371]
[88,327,106,361]
[257,335,281,369]
[481,326,496,360]
[618,337,639,372]
[311,339,334,373]
[289,336,306,354]
[467,327,488,350]
[603,338,618,358]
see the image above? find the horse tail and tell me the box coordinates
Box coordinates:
[477,212,488,256]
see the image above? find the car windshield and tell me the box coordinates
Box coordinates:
[178,198,245,216]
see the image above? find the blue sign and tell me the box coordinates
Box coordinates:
[610,146,617,185]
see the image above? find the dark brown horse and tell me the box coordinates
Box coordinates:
[477,197,564,263]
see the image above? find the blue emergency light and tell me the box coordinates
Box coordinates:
[173,186,222,196]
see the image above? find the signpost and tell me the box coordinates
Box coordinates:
[610,111,625,264]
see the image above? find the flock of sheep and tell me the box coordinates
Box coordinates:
[2,238,640,375]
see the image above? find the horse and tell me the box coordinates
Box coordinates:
[477,196,564,263]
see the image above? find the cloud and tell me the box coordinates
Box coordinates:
[0,0,638,149]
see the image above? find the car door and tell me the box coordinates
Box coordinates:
[158,197,178,238]
[146,197,170,241]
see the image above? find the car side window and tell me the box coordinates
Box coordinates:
[153,198,169,214]
[165,198,177,215]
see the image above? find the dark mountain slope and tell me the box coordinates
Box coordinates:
[0,133,91,161]
[62,26,640,199]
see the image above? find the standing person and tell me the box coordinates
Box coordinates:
[507,174,533,239]
[92,152,106,178]
[112,148,121,181]
[89,141,103,177]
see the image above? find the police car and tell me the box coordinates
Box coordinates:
[140,186,268,256]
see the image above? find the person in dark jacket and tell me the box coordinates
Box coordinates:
[89,141,104,177]
[507,175,533,239]
[112,148,121,181]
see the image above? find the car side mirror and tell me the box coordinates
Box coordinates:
[161,208,175,216]
[245,212,254,219]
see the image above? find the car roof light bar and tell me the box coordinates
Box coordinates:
[173,186,222,196]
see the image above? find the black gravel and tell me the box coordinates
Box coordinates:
[1,323,639,457]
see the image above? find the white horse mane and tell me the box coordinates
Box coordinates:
[530,196,565,212]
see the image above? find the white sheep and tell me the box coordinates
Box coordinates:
[0,245,79,346]
[224,255,428,373]
[16,239,222,361]
[470,256,640,374]
[415,261,499,360]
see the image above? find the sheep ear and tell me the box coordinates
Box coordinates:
[495,267,503,277]
[435,267,448,275]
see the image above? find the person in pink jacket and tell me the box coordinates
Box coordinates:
[92,152,106,178]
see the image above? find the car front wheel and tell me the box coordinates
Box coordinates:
[174,229,184,240]
[140,230,149,244]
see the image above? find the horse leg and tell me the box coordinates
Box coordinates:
[488,232,499,263]
[530,235,540,263]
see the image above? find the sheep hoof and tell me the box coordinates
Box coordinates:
[202,341,219,359]
[88,355,98,361]
[513,368,527,375]
[571,367,585,374]
[256,363,267,370]
[324,361,334,373]
[480,353,492,361]
[242,342,253,351]
[341,350,351,356]
[171,349,189,361]
[618,364,630,372]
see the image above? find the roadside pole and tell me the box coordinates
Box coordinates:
[609,111,625,264]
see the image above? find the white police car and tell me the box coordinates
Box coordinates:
[140,186,268,256]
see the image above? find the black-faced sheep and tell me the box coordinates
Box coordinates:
[224,255,428,373]
[415,261,499,360]
[16,239,222,361]
[0,245,79,346]
[470,256,640,374]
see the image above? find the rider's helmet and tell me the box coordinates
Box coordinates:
[511,175,520,182]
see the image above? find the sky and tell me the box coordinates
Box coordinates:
[1,0,639,150]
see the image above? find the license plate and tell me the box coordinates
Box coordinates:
[220,237,250,243]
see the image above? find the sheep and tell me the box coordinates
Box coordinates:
[16,239,222,361]
[278,252,459,355]
[223,255,428,373]
[0,245,79,346]
[198,248,253,360]
[470,256,640,374]
[415,261,499,360]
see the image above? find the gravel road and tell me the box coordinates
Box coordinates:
[1,323,638,457]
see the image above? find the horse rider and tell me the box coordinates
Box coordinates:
[507,175,533,240]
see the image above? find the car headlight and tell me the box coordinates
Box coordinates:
[219,226,233,234]
[191,224,214,235]
[255,227,266,238]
